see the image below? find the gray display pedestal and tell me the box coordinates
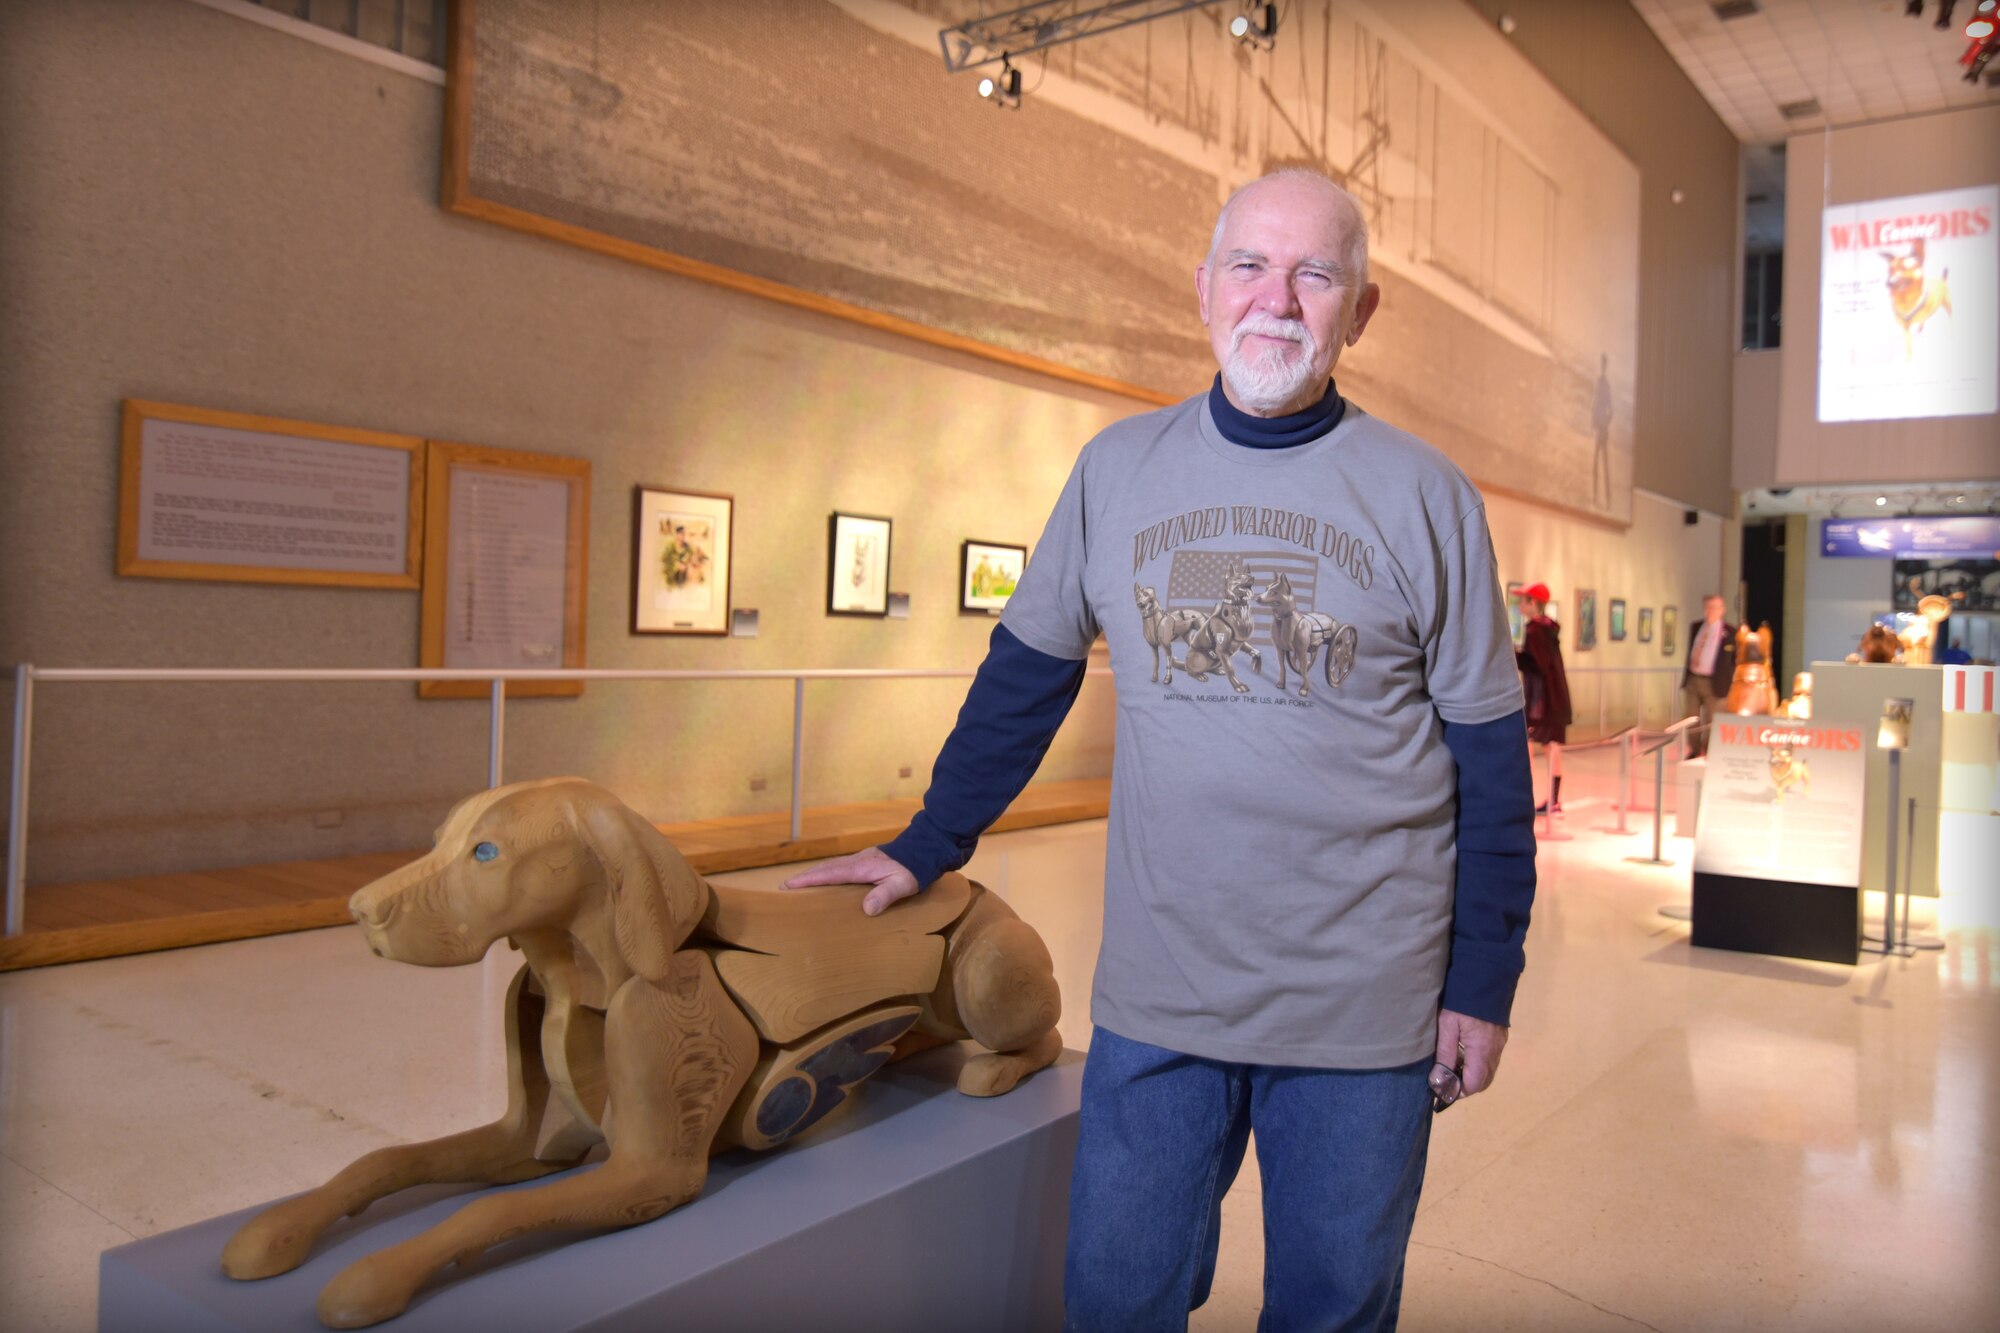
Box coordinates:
[100,1046,1082,1333]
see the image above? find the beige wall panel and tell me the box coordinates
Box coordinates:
[1465,0,1740,516]
[1731,349,1781,492]
[1776,105,2000,486]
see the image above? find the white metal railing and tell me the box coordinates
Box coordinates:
[1562,666,1686,740]
[3,660,1694,938]
[2,662,1114,937]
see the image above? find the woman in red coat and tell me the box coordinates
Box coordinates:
[1515,583,1572,814]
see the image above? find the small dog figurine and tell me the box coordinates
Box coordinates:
[1769,746,1810,802]
[221,778,1062,1328]
[1882,239,1952,360]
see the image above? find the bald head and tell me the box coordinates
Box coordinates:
[1208,170,1370,290]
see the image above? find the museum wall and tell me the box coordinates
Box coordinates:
[1800,523,1898,669]
[0,0,1137,885]
[0,0,1719,886]
[1487,487,1727,732]
[1732,349,1782,492]
[1775,104,2000,485]
[1465,0,1741,517]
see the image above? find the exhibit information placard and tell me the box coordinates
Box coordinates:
[420,440,590,699]
[118,400,422,588]
[1693,716,1867,888]
[441,467,571,670]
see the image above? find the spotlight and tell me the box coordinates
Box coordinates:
[1969,15,1996,36]
[1230,3,1277,50]
[1936,0,1957,27]
[977,56,1021,109]
[1906,0,1922,14]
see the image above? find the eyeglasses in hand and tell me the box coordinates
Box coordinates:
[1429,1061,1463,1114]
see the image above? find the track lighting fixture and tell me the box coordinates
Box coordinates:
[1906,0,1923,14]
[1230,3,1276,50]
[1936,0,1958,27]
[977,56,1021,108]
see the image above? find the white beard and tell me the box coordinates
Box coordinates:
[1222,313,1323,414]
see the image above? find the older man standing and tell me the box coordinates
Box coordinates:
[1682,594,1737,758]
[787,169,1537,1331]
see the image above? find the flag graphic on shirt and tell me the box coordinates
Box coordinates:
[1165,548,1323,647]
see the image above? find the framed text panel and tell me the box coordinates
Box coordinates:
[117,399,423,588]
[419,440,590,699]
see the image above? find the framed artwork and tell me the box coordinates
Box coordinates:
[632,486,733,635]
[1610,598,1627,641]
[1639,607,1654,643]
[419,440,590,699]
[1575,588,1598,651]
[1504,581,1526,648]
[117,399,422,589]
[1662,606,1678,658]
[442,0,1641,525]
[961,540,1027,614]
[827,511,893,617]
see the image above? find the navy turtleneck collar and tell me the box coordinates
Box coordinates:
[1206,374,1345,449]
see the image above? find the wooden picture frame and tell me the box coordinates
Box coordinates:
[1639,607,1654,643]
[1610,598,1627,641]
[960,540,1027,615]
[419,440,590,699]
[438,0,1169,413]
[117,399,423,588]
[1662,606,1678,658]
[1504,580,1526,648]
[632,486,733,636]
[1575,588,1598,652]
[827,512,892,617]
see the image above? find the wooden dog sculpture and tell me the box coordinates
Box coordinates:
[1724,623,1780,716]
[1883,239,1951,360]
[220,778,1062,1328]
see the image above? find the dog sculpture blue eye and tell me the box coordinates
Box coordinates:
[473,841,499,863]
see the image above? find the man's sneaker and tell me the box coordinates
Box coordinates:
[1535,800,1564,816]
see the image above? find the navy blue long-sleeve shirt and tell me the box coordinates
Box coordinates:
[884,379,1538,1026]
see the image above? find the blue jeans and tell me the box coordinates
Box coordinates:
[1064,1028,1432,1333]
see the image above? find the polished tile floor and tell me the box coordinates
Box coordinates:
[2,785,1995,1330]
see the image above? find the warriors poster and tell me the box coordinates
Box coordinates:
[1692,717,1866,888]
[1818,185,1998,423]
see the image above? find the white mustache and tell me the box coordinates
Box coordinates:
[1230,313,1315,357]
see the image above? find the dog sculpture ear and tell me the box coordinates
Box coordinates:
[575,794,706,983]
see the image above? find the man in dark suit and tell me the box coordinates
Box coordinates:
[1682,594,1736,758]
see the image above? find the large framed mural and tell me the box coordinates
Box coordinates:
[444,0,1640,523]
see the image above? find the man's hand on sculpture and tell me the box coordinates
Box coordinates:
[1436,1008,1509,1099]
[780,846,921,916]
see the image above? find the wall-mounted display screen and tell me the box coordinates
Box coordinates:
[1818,185,1998,423]
[1821,514,2000,558]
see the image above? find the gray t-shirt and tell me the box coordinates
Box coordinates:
[1002,394,1522,1068]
